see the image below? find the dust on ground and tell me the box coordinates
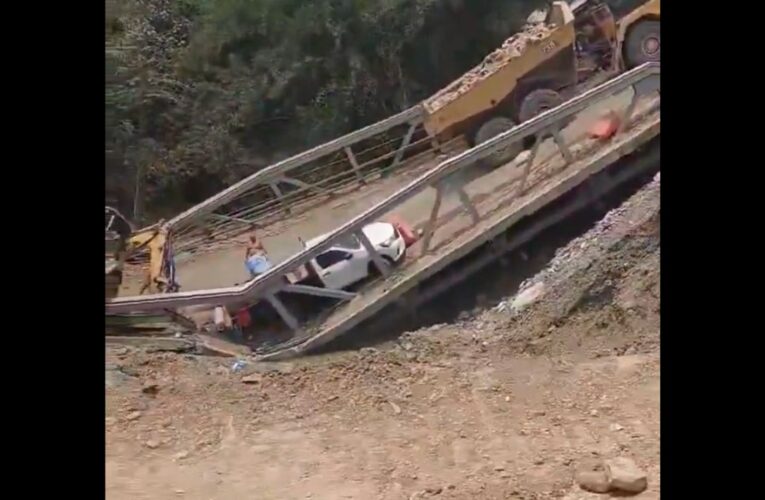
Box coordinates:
[106,174,660,499]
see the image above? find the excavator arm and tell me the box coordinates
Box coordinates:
[105,207,178,299]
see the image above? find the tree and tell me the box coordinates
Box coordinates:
[105,0,545,219]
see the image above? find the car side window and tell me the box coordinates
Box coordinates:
[315,250,351,269]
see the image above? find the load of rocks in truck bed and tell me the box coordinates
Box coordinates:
[423,22,556,114]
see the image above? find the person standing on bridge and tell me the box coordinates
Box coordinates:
[245,230,272,280]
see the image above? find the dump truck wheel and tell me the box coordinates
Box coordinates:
[518,88,565,124]
[473,116,523,168]
[624,20,660,69]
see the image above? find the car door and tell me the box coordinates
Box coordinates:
[335,234,369,285]
[313,249,355,290]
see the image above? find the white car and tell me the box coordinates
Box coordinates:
[303,222,407,290]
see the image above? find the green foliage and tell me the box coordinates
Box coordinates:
[105,0,545,218]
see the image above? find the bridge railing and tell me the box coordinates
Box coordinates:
[166,104,442,255]
[107,63,660,321]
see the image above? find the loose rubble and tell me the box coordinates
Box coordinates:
[424,22,556,113]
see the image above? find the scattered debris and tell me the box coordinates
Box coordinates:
[511,282,545,313]
[389,401,402,415]
[126,411,142,421]
[231,359,248,373]
[242,373,263,384]
[141,381,160,395]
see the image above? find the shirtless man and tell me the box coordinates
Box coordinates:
[244,231,272,278]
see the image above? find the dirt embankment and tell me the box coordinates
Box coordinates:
[106,173,660,500]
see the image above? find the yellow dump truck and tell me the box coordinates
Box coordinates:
[422,0,660,166]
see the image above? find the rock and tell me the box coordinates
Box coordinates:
[494,465,505,472]
[494,302,509,313]
[590,409,599,417]
[576,470,610,493]
[511,282,545,312]
[126,411,142,421]
[402,341,414,351]
[609,423,624,432]
[173,450,190,461]
[361,347,379,356]
[389,401,402,415]
[142,381,160,395]
[242,373,263,384]
[105,367,133,389]
[105,417,117,427]
[145,440,160,449]
[605,457,647,493]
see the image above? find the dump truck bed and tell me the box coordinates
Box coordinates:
[422,19,575,137]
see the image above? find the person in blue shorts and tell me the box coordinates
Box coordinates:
[244,232,272,279]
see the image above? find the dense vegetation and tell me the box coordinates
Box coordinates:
[105,0,545,221]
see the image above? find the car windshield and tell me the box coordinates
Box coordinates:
[334,233,361,250]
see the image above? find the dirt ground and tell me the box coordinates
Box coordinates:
[105,173,660,499]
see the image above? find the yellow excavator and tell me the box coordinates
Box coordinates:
[422,0,660,165]
[105,206,178,300]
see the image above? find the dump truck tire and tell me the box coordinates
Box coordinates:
[624,20,660,69]
[518,88,565,124]
[473,116,523,168]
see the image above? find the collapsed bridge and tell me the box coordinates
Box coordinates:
[106,63,660,360]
